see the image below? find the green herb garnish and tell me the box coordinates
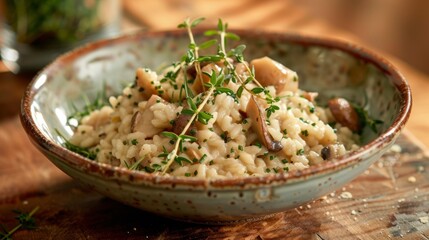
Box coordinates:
[56,129,97,160]
[127,158,144,171]
[296,149,305,155]
[0,206,39,240]
[199,154,207,163]
[301,130,309,137]
[353,105,384,133]
[67,84,108,126]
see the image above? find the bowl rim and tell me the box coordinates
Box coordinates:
[20,28,412,189]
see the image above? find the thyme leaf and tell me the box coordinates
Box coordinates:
[175,156,193,166]
[199,39,217,49]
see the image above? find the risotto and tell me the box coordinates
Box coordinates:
[68,19,361,178]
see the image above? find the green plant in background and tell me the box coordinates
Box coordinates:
[4,0,102,47]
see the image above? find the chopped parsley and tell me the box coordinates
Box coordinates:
[301,130,309,137]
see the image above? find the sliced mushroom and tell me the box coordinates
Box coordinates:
[130,95,165,137]
[192,63,222,94]
[130,111,142,133]
[302,91,319,102]
[135,68,169,100]
[250,56,298,92]
[328,97,361,132]
[246,96,283,152]
[321,146,331,160]
[172,113,197,136]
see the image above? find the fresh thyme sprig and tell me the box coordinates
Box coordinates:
[161,68,232,174]
[157,18,284,174]
[179,17,206,92]
[205,19,281,118]
[0,206,39,240]
[161,85,216,174]
[159,18,226,174]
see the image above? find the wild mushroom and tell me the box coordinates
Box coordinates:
[302,91,319,102]
[250,56,299,92]
[130,95,165,138]
[191,63,222,94]
[321,146,331,160]
[172,113,197,136]
[246,96,283,152]
[130,111,142,133]
[328,97,361,132]
[135,68,169,100]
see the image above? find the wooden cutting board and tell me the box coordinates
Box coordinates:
[0,116,428,239]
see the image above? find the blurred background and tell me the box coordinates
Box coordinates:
[2,0,429,73]
[121,0,429,75]
[1,0,429,143]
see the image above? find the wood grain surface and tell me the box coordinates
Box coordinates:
[1,1,429,239]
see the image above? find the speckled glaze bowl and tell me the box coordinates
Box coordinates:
[21,29,411,224]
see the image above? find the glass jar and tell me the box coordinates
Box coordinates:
[0,0,121,73]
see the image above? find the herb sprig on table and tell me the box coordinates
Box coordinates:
[0,206,39,240]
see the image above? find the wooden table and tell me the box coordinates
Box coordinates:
[1,1,428,239]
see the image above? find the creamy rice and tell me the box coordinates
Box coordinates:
[70,58,360,179]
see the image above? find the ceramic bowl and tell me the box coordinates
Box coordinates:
[21,29,411,224]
